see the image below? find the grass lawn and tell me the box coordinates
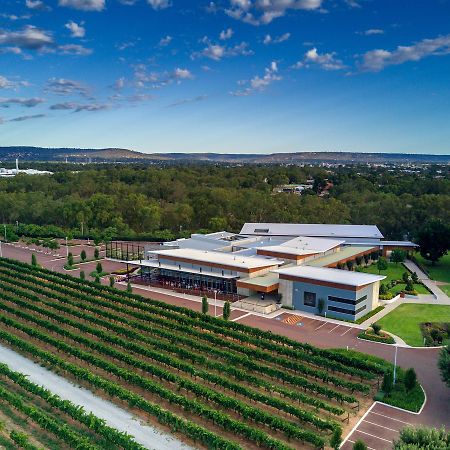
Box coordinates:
[441,284,450,296]
[378,304,450,346]
[362,262,427,294]
[414,253,450,283]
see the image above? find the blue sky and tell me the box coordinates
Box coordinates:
[1,0,450,154]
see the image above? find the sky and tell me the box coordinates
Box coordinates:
[0,0,450,154]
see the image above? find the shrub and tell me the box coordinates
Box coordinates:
[346,260,354,271]
[318,298,325,314]
[94,247,100,259]
[411,271,419,284]
[80,250,87,261]
[126,281,132,293]
[330,428,342,450]
[223,301,231,321]
[402,271,410,284]
[404,368,417,391]
[109,276,115,288]
[438,345,450,388]
[67,252,74,267]
[372,322,381,335]
[80,270,85,280]
[377,257,388,273]
[96,262,103,274]
[394,426,450,449]
[31,253,37,267]
[379,283,388,295]
[391,249,406,264]
[382,370,393,394]
[352,440,367,450]
[94,274,100,284]
[201,295,209,315]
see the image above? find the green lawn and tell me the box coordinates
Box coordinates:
[441,284,450,296]
[378,304,450,346]
[414,253,450,283]
[362,262,428,294]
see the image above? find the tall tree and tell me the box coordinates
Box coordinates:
[417,220,450,265]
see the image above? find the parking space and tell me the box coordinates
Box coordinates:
[341,402,416,450]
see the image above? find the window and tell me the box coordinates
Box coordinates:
[328,295,367,306]
[328,305,367,316]
[304,292,316,307]
[254,228,269,233]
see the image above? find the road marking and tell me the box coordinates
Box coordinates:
[314,321,328,330]
[231,312,252,322]
[340,402,376,449]
[371,411,412,426]
[329,324,341,333]
[353,430,392,443]
[363,419,399,433]
[341,327,353,336]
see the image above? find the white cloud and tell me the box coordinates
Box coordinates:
[195,39,253,61]
[0,26,53,50]
[219,28,234,40]
[231,61,281,96]
[167,94,208,107]
[263,32,290,44]
[58,0,105,11]
[65,21,86,38]
[9,113,45,122]
[360,34,450,71]
[147,0,171,10]
[57,44,92,55]
[50,101,110,112]
[0,76,28,90]
[0,97,45,107]
[225,0,323,25]
[363,29,384,36]
[25,0,50,11]
[293,47,345,70]
[173,68,193,79]
[45,78,89,96]
[114,77,125,90]
[158,35,172,46]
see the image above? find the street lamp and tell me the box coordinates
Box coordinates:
[214,290,217,317]
[0,240,2,258]
[393,344,398,385]
[3,224,7,242]
[65,237,69,257]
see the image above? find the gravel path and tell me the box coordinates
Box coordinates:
[0,344,194,450]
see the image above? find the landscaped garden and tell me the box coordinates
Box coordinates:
[378,304,450,347]
[0,256,409,450]
[361,261,429,296]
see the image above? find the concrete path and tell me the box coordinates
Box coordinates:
[0,344,194,450]
[404,260,450,302]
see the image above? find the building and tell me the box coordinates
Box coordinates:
[106,222,417,320]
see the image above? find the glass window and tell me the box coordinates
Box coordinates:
[304,291,316,307]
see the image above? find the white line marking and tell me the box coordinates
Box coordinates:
[370,411,412,425]
[314,322,328,330]
[363,419,399,433]
[353,430,392,443]
[329,324,341,333]
[341,327,353,336]
[231,312,252,322]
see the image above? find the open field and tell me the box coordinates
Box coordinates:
[0,257,389,450]
[361,262,429,294]
[378,304,450,347]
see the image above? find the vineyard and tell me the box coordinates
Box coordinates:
[0,257,386,450]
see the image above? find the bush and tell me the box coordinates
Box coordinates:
[358,331,395,344]
[394,426,450,449]
[411,271,419,284]
[67,252,74,267]
[402,271,410,284]
[80,270,85,280]
[372,322,381,335]
[223,301,231,321]
[96,262,103,274]
[94,247,100,259]
[382,370,393,394]
[352,440,367,450]
[94,274,100,284]
[330,428,342,450]
[438,345,450,388]
[31,253,37,267]
[201,295,209,315]
[109,276,115,288]
[404,368,417,391]
[80,250,87,261]
[391,249,406,264]
[377,257,388,273]
[379,283,388,295]
[126,281,132,293]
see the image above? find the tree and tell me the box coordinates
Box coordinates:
[363,254,370,265]
[382,370,393,394]
[352,440,367,450]
[417,220,450,265]
[127,281,132,293]
[372,323,381,335]
[31,253,37,267]
[411,271,419,284]
[80,250,87,261]
[223,301,231,321]
[438,345,450,388]
[109,276,115,288]
[201,295,209,315]
[346,260,354,271]
[377,257,388,274]
[94,274,100,284]
[402,271,410,284]
[405,279,414,292]
[94,247,100,259]
[391,249,406,264]
[379,284,388,295]
[67,252,74,267]
[318,298,325,314]
[404,368,417,391]
[330,428,342,450]
[80,270,85,280]
[393,426,450,449]
[96,262,103,274]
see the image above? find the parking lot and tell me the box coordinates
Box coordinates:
[341,402,417,450]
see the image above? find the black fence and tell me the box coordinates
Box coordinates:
[106,241,145,261]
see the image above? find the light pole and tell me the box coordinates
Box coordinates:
[3,224,7,242]
[81,221,84,237]
[214,290,217,317]
[65,237,69,257]
[0,240,2,258]
[393,344,398,385]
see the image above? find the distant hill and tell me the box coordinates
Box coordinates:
[0,146,449,164]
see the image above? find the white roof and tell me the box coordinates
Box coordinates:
[240,223,384,239]
[150,248,283,270]
[255,236,343,257]
[277,265,385,287]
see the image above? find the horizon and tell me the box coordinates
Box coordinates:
[1,0,450,154]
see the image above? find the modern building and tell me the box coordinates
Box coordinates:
[107,222,416,320]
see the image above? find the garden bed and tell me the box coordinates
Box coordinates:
[420,322,450,347]
[358,330,395,344]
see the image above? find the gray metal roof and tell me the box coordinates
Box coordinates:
[240,223,384,239]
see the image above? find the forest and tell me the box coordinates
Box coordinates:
[0,163,449,242]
